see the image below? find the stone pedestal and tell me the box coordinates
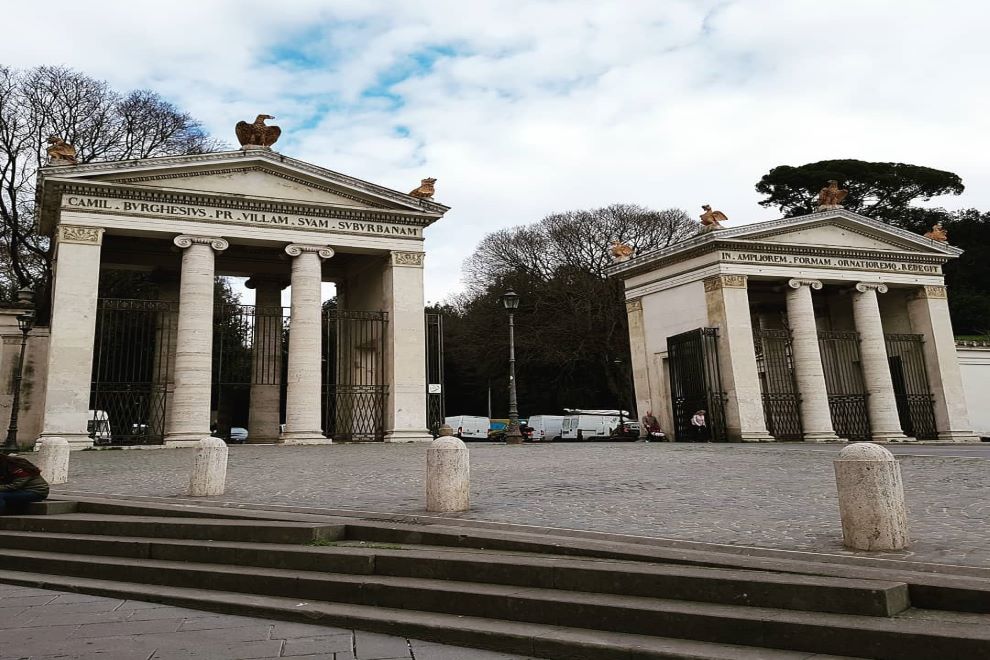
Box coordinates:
[281,245,333,445]
[786,279,842,442]
[907,286,979,442]
[426,425,470,512]
[833,443,909,551]
[852,283,911,442]
[39,226,104,450]
[187,436,228,496]
[37,437,69,485]
[166,236,229,447]
[704,275,773,442]
[384,251,432,443]
[246,277,286,443]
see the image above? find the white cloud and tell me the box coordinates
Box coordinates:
[2,0,988,301]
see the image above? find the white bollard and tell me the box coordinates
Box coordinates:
[833,442,909,551]
[37,437,70,485]
[426,424,470,512]
[187,437,228,496]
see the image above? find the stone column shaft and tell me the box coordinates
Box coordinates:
[247,278,286,443]
[39,225,105,450]
[282,244,333,445]
[625,298,652,436]
[704,275,773,442]
[852,283,910,442]
[786,279,842,442]
[907,285,979,442]
[165,235,228,447]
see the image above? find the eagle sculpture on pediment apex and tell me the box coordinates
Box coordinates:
[236,114,281,148]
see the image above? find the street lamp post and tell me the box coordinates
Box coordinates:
[501,289,523,445]
[3,288,36,453]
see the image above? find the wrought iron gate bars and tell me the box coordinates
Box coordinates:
[666,327,728,442]
[817,330,871,442]
[753,328,803,440]
[322,309,388,442]
[885,333,937,440]
[426,312,445,436]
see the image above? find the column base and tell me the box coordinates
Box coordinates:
[385,429,434,443]
[165,433,212,448]
[802,432,846,443]
[871,433,916,443]
[247,436,282,445]
[936,430,982,443]
[738,432,776,443]
[280,431,332,445]
[40,434,93,451]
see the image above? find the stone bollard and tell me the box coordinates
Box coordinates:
[833,443,909,551]
[426,424,470,512]
[37,437,70,485]
[187,437,228,496]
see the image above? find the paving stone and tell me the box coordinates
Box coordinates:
[76,616,182,637]
[150,639,284,659]
[281,632,353,656]
[271,621,352,639]
[178,614,270,631]
[353,630,410,658]
[128,605,217,621]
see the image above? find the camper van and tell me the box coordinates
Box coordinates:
[444,415,490,440]
[528,415,565,442]
[560,410,626,441]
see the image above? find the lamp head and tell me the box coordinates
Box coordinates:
[16,309,34,333]
[501,289,520,310]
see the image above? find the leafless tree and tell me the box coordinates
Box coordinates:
[0,65,223,314]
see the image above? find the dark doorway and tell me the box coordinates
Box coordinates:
[886,334,937,440]
[667,327,727,442]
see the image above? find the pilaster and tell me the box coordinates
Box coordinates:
[384,250,431,442]
[625,297,652,436]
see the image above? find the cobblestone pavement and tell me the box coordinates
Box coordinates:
[0,583,535,660]
[54,442,990,567]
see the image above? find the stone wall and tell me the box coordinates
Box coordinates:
[957,342,990,439]
[0,309,50,448]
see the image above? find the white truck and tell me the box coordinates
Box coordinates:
[444,415,490,440]
[559,410,627,441]
[528,415,565,442]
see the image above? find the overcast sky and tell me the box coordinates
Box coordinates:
[3,1,988,303]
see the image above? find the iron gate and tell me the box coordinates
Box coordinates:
[90,298,176,445]
[323,310,388,441]
[426,312,445,437]
[885,334,937,440]
[667,327,727,442]
[818,330,871,442]
[754,328,803,440]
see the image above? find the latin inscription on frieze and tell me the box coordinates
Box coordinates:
[719,251,940,275]
[63,195,422,238]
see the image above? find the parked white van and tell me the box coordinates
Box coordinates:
[444,415,490,440]
[560,410,626,441]
[528,415,565,442]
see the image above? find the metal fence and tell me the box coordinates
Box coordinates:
[425,312,445,436]
[322,310,388,441]
[667,327,727,442]
[754,328,803,440]
[818,330,871,442]
[885,333,937,440]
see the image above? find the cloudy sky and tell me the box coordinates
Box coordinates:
[3,1,988,302]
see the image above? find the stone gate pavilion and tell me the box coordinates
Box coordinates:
[34,148,448,450]
[608,210,978,444]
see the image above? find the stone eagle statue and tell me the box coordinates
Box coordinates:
[924,222,948,243]
[610,240,635,263]
[817,180,848,210]
[409,177,437,199]
[699,204,727,231]
[235,114,281,148]
[46,137,77,165]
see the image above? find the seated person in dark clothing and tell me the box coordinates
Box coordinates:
[0,454,49,514]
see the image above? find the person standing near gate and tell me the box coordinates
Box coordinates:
[0,454,49,514]
[691,409,709,442]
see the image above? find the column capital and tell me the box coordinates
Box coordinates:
[285,244,334,259]
[57,225,104,245]
[390,251,425,267]
[854,282,889,294]
[174,235,229,251]
[704,274,747,292]
[625,297,643,313]
[787,278,823,291]
[911,284,948,300]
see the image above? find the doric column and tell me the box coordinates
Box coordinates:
[906,285,979,442]
[165,235,228,446]
[852,283,911,442]
[39,225,105,450]
[786,278,842,442]
[282,244,333,445]
[384,251,431,442]
[246,277,287,443]
[704,275,773,442]
[625,298,652,436]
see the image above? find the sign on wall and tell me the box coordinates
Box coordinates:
[719,250,940,275]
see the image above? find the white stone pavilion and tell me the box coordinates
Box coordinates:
[608,210,978,444]
[34,147,448,450]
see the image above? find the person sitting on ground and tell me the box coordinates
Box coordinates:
[641,411,661,442]
[0,454,49,514]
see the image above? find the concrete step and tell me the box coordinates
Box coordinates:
[0,513,344,544]
[0,548,986,659]
[0,568,845,660]
[25,500,78,515]
[0,530,909,617]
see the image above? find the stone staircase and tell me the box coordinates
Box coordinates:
[0,498,987,659]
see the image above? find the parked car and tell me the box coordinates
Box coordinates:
[228,427,249,443]
[528,415,565,442]
[445,415,490,440]
[560,410,626,441]
[610,421,641,441]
